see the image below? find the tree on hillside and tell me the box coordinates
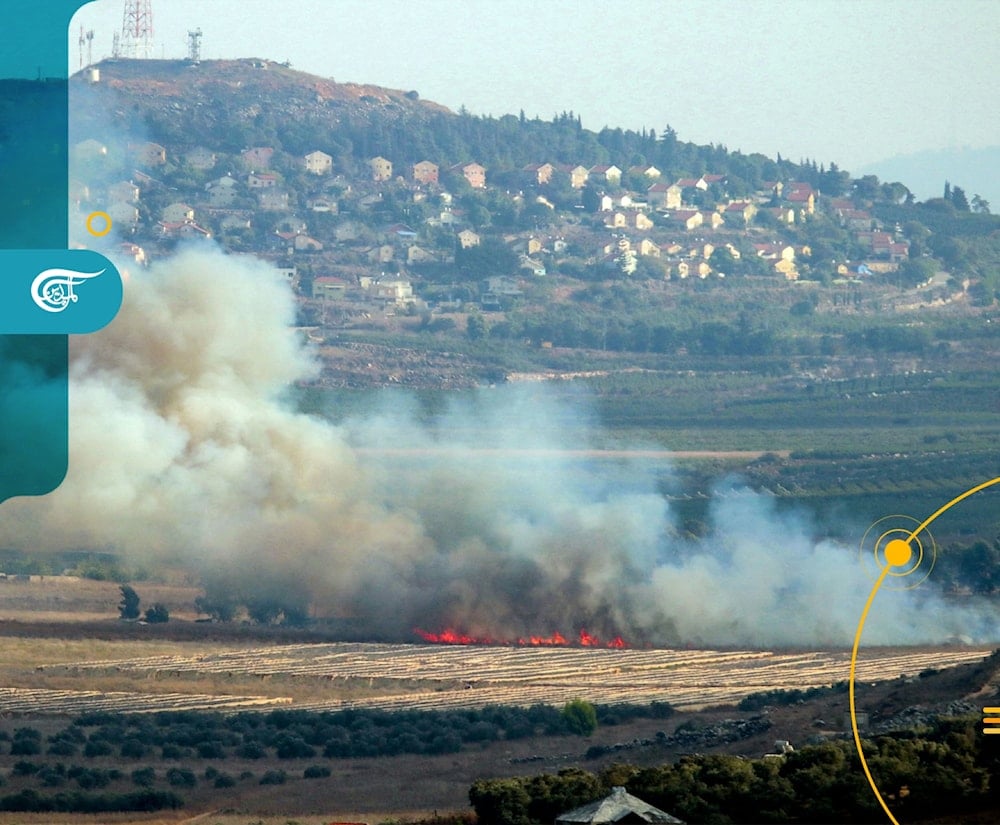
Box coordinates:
[118,585,140,620]
[144,603,170,623]
[902,220,931,256]
[896,257,938,288]
[455,238,519,280]
[469,778,532,825]
[709,246,736,274]
[561,699,598,736]
[581,183,602,213]
[951,185,970,212]
[853,175,881,200]
[466,312,487,341]
[880,181,911,204]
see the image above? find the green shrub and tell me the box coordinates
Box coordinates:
[561,700,598,736]
[259,769,286,785]
[38,767,65,788]
[83,740,113,758]
[165,768,196,788]
[120,739,148,759]
[10,739,41,756]
[238,741,266,759]
[144,603,170,623]
[47,740,78,756]
[213,773,236,788]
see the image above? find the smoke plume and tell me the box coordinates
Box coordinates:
[1,246,996,646]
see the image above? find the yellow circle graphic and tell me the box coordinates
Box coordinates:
[858,515,934,590]
[85,211,112,237]
[883,538,912,567]
[850,476,1000,825]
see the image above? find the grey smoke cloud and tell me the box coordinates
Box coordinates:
[1,246,995,647]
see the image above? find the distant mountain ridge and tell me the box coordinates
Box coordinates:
[861,146,1000,210]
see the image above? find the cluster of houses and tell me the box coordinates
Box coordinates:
[70,135,912,312]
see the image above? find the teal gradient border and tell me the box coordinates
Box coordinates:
[0,1,88,502]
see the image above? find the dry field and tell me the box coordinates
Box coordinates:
[7,640,991,717]
[0,577,997,824]
[0,576,993,717]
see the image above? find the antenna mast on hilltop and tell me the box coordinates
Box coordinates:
[77,26,94,69]
[187,28,202,63]
[119,0,154,59]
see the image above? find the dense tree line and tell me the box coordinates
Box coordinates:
[936,536,1000,594]
[0,550,142,580]
[486,303,949,360]
[0,702,673,766]
[335,109,774,186]
[0,788,182,813]
[470,716,1000,824]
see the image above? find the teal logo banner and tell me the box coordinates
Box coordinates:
[0,250,122,333]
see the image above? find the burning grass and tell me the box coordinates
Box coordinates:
[413,627,629,648]
[0,582,993,716]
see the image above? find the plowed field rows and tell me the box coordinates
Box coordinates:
[0,686,290,715]
[35,642,994,715]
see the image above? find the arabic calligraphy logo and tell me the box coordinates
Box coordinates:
[30,268,105,313]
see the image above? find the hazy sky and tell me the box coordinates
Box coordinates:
[68,0,999,174]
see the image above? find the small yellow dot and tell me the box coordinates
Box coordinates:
[884,538,913,567]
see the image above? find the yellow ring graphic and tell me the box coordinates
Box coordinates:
[850,476,1000,825]
[85,211,112,237]
[859,515,934,590]
[877,529,922,577]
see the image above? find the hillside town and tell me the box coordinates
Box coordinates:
[71,113,921,323]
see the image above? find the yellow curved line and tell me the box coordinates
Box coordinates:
[849,475,1000,824]
[850,566,898,824]
[906,476,1000,542]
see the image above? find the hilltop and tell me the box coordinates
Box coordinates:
[72,57,449,154]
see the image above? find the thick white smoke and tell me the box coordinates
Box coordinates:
[1,246,995,646]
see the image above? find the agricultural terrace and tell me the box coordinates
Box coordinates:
[19,642,994,716]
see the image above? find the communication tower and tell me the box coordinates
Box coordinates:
[78,26,95,69]
[119,0,154,59]
[187,28,202,63]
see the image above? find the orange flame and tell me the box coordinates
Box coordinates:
[413,627,629,648]
[517,632,568,646]
[414,628,490,645]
